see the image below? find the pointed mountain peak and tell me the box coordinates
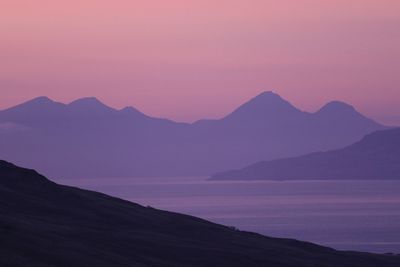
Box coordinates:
[243,91,286,105]
[28,96,53,104]
[68,97,114,112]
[66,97,116,117]
[1,96,65,114]
[226,91,301,120]
[254,90,281,99]
[245,91,296,108]
[318,101,356,114]
[315,100,384,127]
[69,97,104,106]
[18,96,56,108]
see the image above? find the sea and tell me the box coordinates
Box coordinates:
[58,176,400,254]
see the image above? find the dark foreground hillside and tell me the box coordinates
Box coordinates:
[1,160,399,267]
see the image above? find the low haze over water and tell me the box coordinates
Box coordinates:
[59,177,400,254]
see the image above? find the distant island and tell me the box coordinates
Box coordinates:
[211,128,400,180]
[0,91,386,179]
[1,160,400,267]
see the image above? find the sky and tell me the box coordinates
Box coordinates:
[1,0,399,124]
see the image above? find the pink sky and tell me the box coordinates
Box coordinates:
[1,1,399,124]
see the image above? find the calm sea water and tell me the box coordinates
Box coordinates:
[58,177,400,253]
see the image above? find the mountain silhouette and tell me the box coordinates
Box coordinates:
[0,92,386,178]
[318,100,356,113]
[211,128,400,180]
[1,160,400,267]
[224,91,301,121]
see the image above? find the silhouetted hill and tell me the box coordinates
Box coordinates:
[0,92,386,178]
[0,96,152,122]
[1,160,400,267]
[211,128,400,180]
[224,91,301,121]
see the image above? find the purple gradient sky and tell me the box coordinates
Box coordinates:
[1,1,399,124]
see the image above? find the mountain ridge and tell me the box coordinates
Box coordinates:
[0,92,377,124]
[210,128,400,180]
[0,92,387,178]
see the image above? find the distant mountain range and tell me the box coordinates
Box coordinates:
[0,92,386,178]
[211,128,400,180]
[1,160,400,267]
